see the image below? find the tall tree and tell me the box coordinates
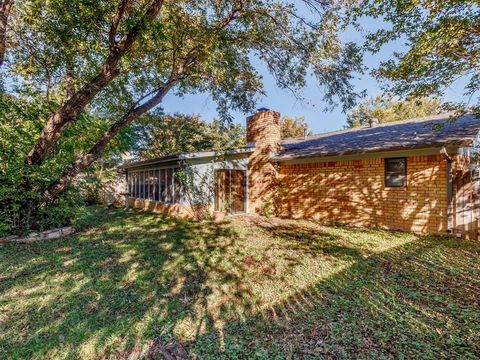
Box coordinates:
[346,96,442,128]
[349,0,479,108]
[134,113,245,159]
[0,0,363,232]
[280,116,311,138]
[10,0,361,202]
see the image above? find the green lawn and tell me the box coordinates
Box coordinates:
[1,207,479,359]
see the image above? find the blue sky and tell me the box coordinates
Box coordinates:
[161,15,471,134]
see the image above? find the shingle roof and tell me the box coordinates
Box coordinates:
[273,113,480,161]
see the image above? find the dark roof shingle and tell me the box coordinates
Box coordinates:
[273,113,480,161]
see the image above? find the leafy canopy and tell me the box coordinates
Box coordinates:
[346,96,442,128]
[280,116,311,138]
[9,0,362,122]
[349,0,479,108]
[133,112,245,159]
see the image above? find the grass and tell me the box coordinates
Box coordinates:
[0,206,479,359]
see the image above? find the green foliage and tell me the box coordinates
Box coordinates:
[134,112,245,159]
[280,115,311,139]
[259,196,275,217]
[346,95,442,128]
[349,0,479,108]
[8,0,363,122]
[0,93,130,235]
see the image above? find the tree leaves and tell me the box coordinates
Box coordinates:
[346,95,442,128]
[350,0,479,107]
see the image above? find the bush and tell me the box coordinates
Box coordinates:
[0,94,85,235]
[0,164,86,236]
[0,90,132,236]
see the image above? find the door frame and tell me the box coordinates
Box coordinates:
[214,169,247,214]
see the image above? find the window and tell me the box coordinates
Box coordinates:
[385,158,406,187]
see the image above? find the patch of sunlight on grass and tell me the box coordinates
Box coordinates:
[117,249,137,263]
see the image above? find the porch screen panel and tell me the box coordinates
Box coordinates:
[137,172,142,198]
[133,173,138,198]
[160,169,166,202]
[154,169,160,201]
[173,169,181,203]
[143,171,148,198]
[143,171,147,199]
[144,171,150,199]
[136,172,140,198]
[166,168,173,203]
[138,171,142,198]
[144,171,148,199]
[128,173,132,196]
[130,174,134,196]
[148,170,154,200]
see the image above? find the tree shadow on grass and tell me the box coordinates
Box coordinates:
[191,236,480,359]
[0,208,241,358]
[0,208,479,359]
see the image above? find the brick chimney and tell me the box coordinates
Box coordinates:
[246,108,281,149]
[246,109,281,214]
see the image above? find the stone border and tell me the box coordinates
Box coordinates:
[0,226,75,244]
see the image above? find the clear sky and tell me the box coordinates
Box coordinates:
[161,15,471,135]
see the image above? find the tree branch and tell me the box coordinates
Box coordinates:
[26,0,166,166]
[43,79,177,205]
[109,0,129,49]
[40,1,252,203]
[0,0,13,69]
[42,47,201,204]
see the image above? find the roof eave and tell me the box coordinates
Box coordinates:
[118,147,254,170]
[271,142,472,162]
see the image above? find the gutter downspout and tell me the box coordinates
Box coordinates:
[441,146,454,232]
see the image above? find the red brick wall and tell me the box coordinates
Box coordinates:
[276,155,449,233]
[247,110,281,213]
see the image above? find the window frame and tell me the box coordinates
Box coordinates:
[384,157,407,188]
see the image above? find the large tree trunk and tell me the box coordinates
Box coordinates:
[0,0,13,68]
[43,81,176,205]
[26,0,166,167]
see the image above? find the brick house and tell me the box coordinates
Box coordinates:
[121,109,480,238]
